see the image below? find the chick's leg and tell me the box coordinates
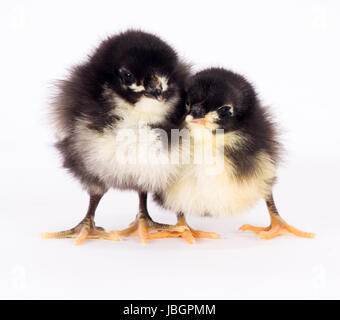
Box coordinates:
[147,213,220,244]
[109,192,185,244]
[41,193,110,245]
[240,193,315,239]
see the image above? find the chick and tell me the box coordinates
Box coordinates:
[151,68,314,243]
[42,30,189,245]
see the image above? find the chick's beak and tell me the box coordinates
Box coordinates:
[144,90,164,101]
[185,114,206,125]
[153,89,164,101]
[144,78,164,101]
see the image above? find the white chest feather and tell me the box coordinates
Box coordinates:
[163,130,276,217]
[74,94,180,192]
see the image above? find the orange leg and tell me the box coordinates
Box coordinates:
[240,194,315,239]
[147,214,220,244]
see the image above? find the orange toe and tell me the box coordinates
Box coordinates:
[138,219,149,244]
[240,216,315,240]
[182,230,196,244]
[285,225,315,238]
[147,228,219,244]
[73,227,89,246]
[109,217,185,244]
[239,224,270,234]
[42,223,110,245]
[190,230,220,239]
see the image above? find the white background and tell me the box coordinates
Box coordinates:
[0,0,339,299]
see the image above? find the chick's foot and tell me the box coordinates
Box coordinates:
[109,212,185,244]
[41,217,110,246]
[239,215,315,240]
[147,214,219,244]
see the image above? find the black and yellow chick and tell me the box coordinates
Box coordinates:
[42,30,190,245]
[152,68,314,243]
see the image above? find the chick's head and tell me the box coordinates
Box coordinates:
[92,30,184,104]
[185,68,257,132]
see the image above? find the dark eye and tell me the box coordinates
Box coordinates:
[120,70,135,85]
[217,106,232,117]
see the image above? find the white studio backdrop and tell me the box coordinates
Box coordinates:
[0,0,339,299]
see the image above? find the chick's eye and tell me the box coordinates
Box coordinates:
[121,71,135,85]
[218,106,232,117]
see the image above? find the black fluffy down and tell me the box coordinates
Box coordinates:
[187,68,282,179]
[51,30,190,193]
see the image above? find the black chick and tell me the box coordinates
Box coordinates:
[42,30,189,245]
[152,68,314,243]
